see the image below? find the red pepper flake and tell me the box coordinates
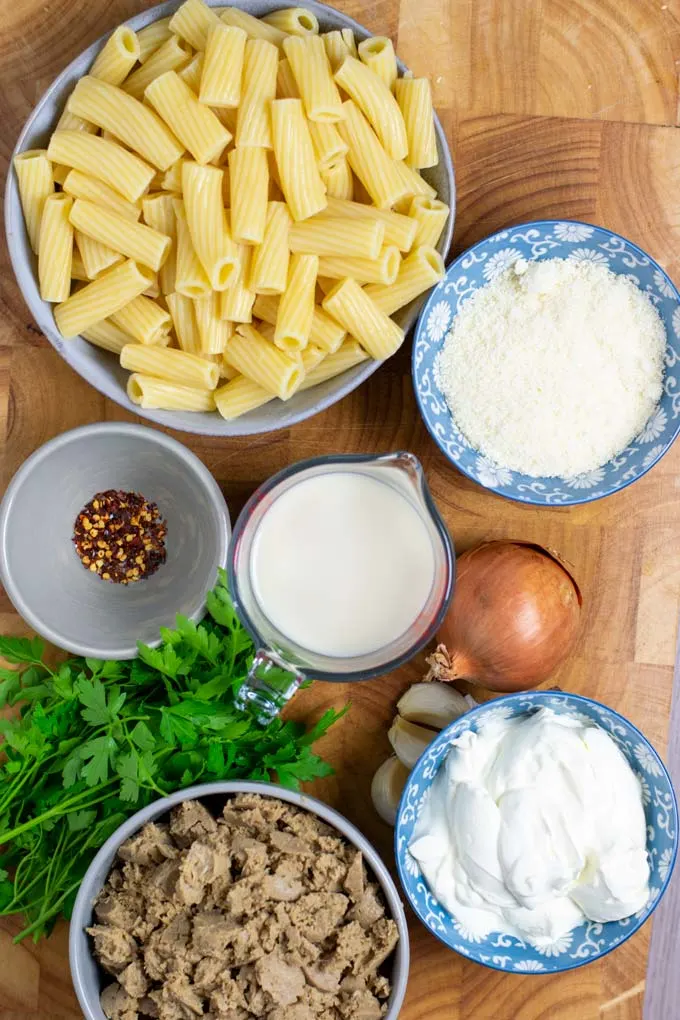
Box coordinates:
[73,490,167,585]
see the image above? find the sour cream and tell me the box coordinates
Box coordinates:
[250,471,435,658]
[409,708,650,945]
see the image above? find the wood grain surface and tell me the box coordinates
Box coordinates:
[1,1,680,1019]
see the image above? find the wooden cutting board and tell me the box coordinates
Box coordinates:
[1,1,680,1018]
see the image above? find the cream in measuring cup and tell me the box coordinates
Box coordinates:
[228,452,454,722]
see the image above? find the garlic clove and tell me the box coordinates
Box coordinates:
[397,681,468,730]
[371,755,411,826]
[388,716,435,769]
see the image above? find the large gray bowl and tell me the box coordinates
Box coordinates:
[5,0,455,437]
[69,780,410,1019]
[0,422,230,658]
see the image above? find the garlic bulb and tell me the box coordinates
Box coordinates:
[387,716,434,769]
[374,680,470,826]
[397,682,469,730]
[370,756,410,825]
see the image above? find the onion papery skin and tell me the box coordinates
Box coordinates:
[436,541,582,692]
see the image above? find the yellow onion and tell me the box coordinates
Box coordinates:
[429,541,582,692]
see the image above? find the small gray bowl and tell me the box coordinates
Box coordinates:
[0,422,229,658]
[69,780,410,1020]
[5,0,454,437]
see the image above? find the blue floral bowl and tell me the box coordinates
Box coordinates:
[412,221,680,505]
[395,690,678,973]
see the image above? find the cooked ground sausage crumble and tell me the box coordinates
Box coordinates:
[88,793,399,1020]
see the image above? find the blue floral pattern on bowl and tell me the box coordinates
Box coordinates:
[412,221,680,505]
[394,691,678,974]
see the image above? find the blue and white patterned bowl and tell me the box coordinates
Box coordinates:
[413,221,680,505]
[395,690,678,973]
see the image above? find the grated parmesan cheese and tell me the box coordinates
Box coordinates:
[435,258,667,478]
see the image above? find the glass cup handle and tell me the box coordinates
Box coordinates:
[234,648,306,724]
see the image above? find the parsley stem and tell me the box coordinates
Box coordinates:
[0,784,118,844]
[14,878,82,943]
[0,761,42,815]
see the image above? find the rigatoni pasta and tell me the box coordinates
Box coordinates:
[55,109,96,134]
[142,193,177,295]
[392,159,437,213]
[224,324,302,399]
[336,101,409,209]
[200,24,247,107]
[309,305,347,353]
[236,39,279,148]
[364,245,445,315]
[146,72,231,165]
[110,294,171,345]
[67,76,184,171]
[162,158,189,194]
[318,195,417,251]
[334,57,407,159]
[136,18,172,62]
[320,159,354,200]
[122,35,192,101]
[253,294,347,354]
[322,29,355,71]
[228,147,269,244]
[270,99,326,221]
[357,37,398,91]
[395,76,438,168]
[63,169,141,222]
[220,244,255,322]
[275,253,318,351]
[299,339,368,389]
[89,26,140,86]
[182,162,239,288]
[71,249,90,281]
[215,374,274,419]
[38,194,73,301]
[308,121,347,172]
[289,217,384,259]
[173,198,212,298]
[322,277,404,359]
[75,230,122,279]
[248,201,291,294]
[167,291,200,353]
[128,374,217,411]
[178,53,204,92]
[283,35,343,122]
[15,2,448,422]
[14,150,54,253]
[263,7,319,35]
[47,131,154,202]
[220,7,286,47]
[69,198,171,272]
[317,245,401,285]
[408,195,450,249]
[276,57,299,99]
[169,0,221,51]
[54,260,154,337]
[120,343,220,389]
[194,291,231,353]
[52,164,71,186]
[82,319,133,354]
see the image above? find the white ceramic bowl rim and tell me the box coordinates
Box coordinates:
[394,689,679,973]
[0,422,229,658]
[5,0,455,437]
[68,779,410,1020]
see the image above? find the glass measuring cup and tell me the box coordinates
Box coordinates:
[229,452,455,723]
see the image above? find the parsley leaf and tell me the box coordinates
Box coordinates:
[0,574,346,943]
[0,635,44,665]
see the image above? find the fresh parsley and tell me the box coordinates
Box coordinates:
[0,570,345,942]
